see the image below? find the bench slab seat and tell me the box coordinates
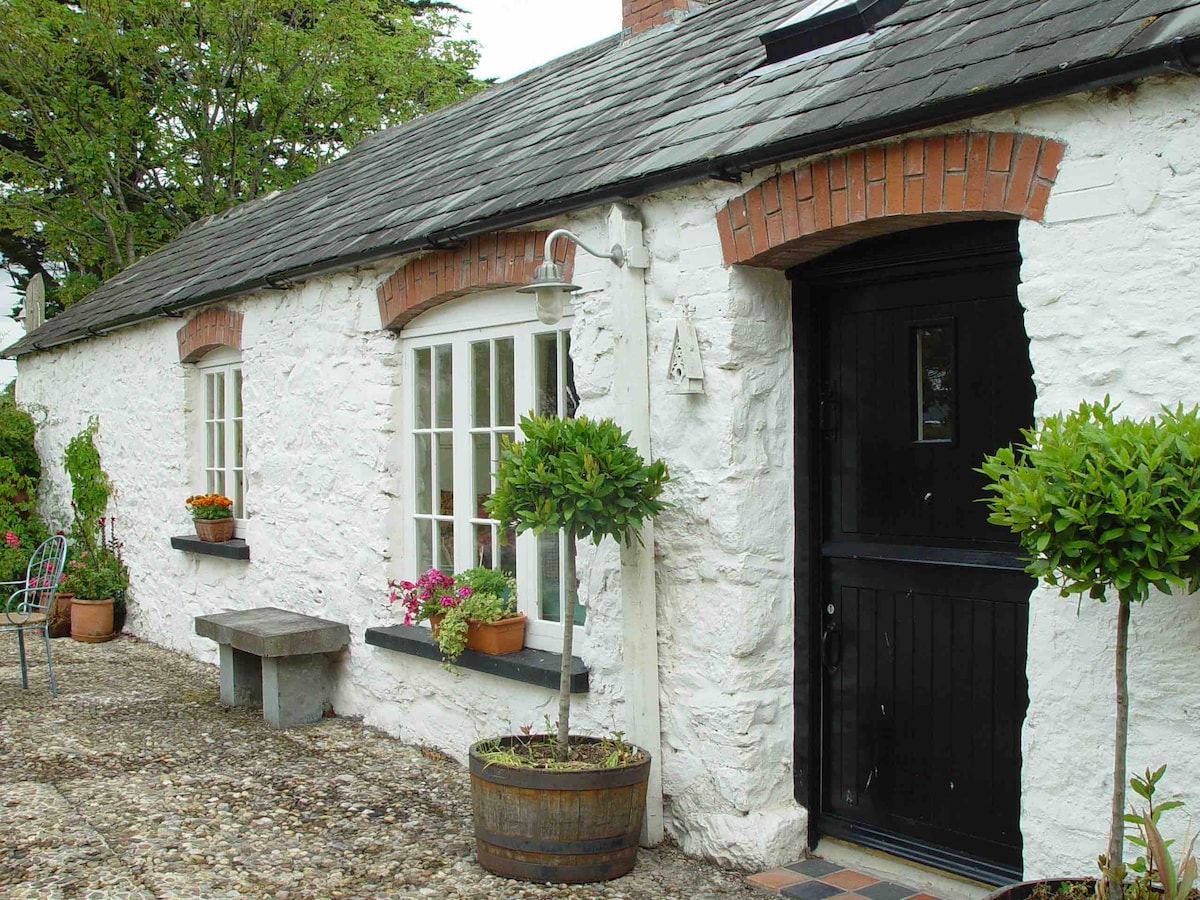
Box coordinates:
[195,607,349,729]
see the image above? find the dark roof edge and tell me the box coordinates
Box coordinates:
[9,35,1200,359]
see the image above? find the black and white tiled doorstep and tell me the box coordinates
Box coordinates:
[747,857,945,900]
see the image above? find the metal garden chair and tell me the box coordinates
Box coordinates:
[1,534,68,697]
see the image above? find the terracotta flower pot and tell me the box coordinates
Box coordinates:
[428,612,445,637]
[70,598,115,643]
[466,614,526,655]
[48,591,73,638]
[194,517,235,542]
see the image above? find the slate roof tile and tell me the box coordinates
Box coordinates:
[9,0,1200,355]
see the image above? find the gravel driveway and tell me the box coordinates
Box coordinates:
[0,635,761,899]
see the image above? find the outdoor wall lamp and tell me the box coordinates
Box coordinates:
[518,228,630,325]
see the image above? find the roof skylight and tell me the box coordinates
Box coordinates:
[760,0,908,63]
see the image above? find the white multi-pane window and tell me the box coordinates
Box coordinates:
[197,348,245,519]
[403,293,582,653]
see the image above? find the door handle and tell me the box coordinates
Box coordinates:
[821,620,841,673]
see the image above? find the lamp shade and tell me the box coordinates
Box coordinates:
[518,261,581,325]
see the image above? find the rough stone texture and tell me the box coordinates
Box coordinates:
[14,73,1200,879]
[195,607,350,657]
[0,635,761,898]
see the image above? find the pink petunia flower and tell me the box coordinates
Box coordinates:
[4,531,18,549]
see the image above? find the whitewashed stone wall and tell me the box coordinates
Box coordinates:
[15,70,1200,878]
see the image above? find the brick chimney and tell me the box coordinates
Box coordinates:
[623,0,691,37]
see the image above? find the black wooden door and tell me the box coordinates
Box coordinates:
[806,222,1034,884]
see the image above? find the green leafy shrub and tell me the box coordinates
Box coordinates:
[63,417,112,549]
[487,414,669,762]
[0,387,48,583]
[0,384,41,484]
[980,398,1200,898]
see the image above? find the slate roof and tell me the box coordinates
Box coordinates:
[9,0,1200,356]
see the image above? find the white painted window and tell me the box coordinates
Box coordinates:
[196,348,245,521]
[402,292,582,653]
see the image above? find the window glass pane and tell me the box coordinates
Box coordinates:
[206,470,216,495]
[437,521,454,572]
[206,422,215,468]
[437,433,453,515]
[474,523,493,569]
[473,433,491,518]
[538,531,561,623]
[496,338,515,427]
[916,325,954,442]
[214,372,225,419]
[215,423,225,467]
[205,373,215,418]
[564,333,578,419]
[414,348,432,429]
[232,368,242,418]
[233,419,243,469]
[417,520,433,572]
[214,470,226,498]
[414,434,432,514]
[234,472,244,519]
[435,344,453,429]
[499,526,517,579]
[472,342,491,428]
[535,332,558,416]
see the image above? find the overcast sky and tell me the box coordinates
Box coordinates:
[1,0,622,376]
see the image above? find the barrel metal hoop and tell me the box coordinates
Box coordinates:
[475,827,639,855]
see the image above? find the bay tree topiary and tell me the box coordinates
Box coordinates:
[979,398,1200,900]
[486,414,669,762]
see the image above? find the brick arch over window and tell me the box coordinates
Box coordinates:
[717,131,1066,269]
[377,231,576,331]
[177,308,243,363]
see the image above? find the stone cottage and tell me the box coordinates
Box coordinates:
[8,0,1200,886]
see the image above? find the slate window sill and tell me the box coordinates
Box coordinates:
[365,625,589,693]
[170,534,251,560]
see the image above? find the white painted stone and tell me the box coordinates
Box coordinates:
[15,71,1200,879]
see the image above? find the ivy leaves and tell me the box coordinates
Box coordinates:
[979,398,1200,605]
[486,415,670,547]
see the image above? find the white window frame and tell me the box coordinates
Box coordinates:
[401,290,581,653]
[193,347,246,536]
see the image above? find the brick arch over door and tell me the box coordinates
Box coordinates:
[717,131,1066,269]
[377,231,576,331]
[177,308,243,363]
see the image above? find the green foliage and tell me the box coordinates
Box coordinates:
[0,0,482,290]
[0,384,41,483]
[979,398,1200,605]
[63,418,112,548]
[0,387,48,583]
[486,415,670,547]
[1117,767,1197,900]
[61,525,129,602]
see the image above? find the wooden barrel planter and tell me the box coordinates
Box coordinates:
[469,736,651,883]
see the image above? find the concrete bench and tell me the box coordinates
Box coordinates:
[195,607,350,728]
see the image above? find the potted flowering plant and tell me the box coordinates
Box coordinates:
[62,517,129,642]
[186,493,234,542]
[388,566,524,662]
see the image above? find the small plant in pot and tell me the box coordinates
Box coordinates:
[472,413,669,883]
[186,493,234,542]
[62,517,129,643]
[388,566,524,662]
[980,399,1200,900]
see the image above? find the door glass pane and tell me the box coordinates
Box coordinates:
[215,423,225,467]
[206,422,215,468]
[414,348,432,428]
[474,523,493,569]
[417,520,434,572]
[916,325,954,442]
[233,419,243,469]
[205,373,215,418]
[234,472,244,519]
[232,368,242,417]
[472,342,491,428]
[437,434,453,515]
[414,434,432,514]
[535,332,558,416]
[473,433,491,517]
[496,338,515,427]
[214,373,225,419]
[435,344,453,429]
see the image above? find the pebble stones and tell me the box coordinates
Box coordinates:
[0,636,760,898]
